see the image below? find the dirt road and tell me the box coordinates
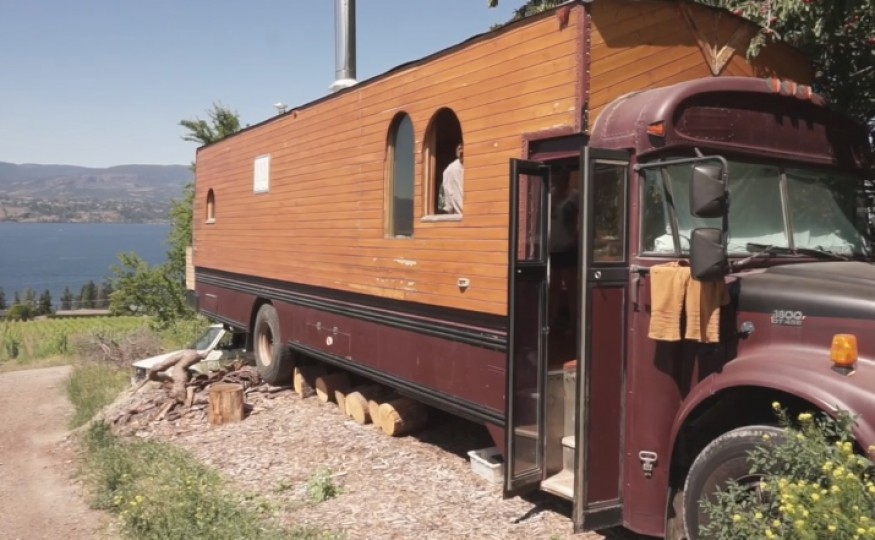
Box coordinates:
[0,366,108,540]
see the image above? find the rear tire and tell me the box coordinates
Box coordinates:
[253,304,293,385]
[682,425,784,539]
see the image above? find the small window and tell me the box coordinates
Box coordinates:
[423,108,463,219]
[253,155,270,193]
[206,189,216,223]
[386,113,415,237]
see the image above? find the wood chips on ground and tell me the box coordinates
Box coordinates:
[104,380,644,540]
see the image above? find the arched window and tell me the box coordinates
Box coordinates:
[423,108,463,217]
[206,189,216,223]
[386,113,415,237]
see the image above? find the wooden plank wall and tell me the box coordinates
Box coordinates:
[588,0,812,126]
[194,9,583,317]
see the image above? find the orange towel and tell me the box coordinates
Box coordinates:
[648,262,689,341]
[685,277,730,344]
[648,262,730,343]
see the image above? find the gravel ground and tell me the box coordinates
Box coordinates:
[124,384,642,540]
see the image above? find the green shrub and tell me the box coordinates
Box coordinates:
[66,363,130,428]
[307,469,343,503]
[158,315,212,349]
[4,335,20,359]
[6,304,34,321]
[700,404,875,539]
[81,422,320,540]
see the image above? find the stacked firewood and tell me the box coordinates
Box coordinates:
[107,351,282,432]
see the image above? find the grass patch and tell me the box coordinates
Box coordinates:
[0,316,149,367]
[66,362,130,428]
[82,422,336,540]
[157,316,212,349]
[307,469,343,503]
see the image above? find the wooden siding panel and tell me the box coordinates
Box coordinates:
[587,0,811,129]
[192,13,584,315]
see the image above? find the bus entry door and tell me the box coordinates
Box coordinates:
[573,147,630,531]
[505,158,551,496]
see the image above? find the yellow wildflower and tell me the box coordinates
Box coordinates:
[772,401,781,410]
[798,412,813,422]
[733,514,742,523]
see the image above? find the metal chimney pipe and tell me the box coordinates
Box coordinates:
[330,0,357,92]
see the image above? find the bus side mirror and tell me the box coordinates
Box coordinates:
[690,228,728,281]
[690,163,727,218]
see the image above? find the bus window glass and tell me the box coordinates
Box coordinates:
[592,163,626,262]
[641,169,674,253]
[786,169,871,256]
[641,159,872,257]
[722,163,784,252]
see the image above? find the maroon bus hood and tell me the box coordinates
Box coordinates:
[735,261,875,320]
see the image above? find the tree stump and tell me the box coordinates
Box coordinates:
[378,397,428,437]
[315,372,350,403]
[208,382,245,425]
[293,365,322,398]
[346,385,388,425]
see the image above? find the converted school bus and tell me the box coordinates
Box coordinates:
[190,1,875,538]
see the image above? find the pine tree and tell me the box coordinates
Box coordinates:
[38,289,53,316]
[0,287,6,310]
[97,280,114,309]
[79,281,98,309]
[60,287,74,311]
[12,291,20,306]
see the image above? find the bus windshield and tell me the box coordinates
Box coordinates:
[641,159,872,258]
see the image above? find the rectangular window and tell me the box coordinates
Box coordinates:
[592,162,627,263]
[253,155,271,194]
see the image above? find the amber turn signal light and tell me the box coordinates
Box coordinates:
[830,334,858,368]
[646,121,666,137]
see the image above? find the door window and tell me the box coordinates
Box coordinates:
[592,162,627,263]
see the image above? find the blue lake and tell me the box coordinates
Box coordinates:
[0,223,170,306]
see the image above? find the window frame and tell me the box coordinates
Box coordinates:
[421,108,463,222]
[385,112,416,239]
[205,188,216,224]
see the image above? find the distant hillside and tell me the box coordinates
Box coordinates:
[0,162,192,223]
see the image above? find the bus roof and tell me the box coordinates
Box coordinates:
[590,77,871,173]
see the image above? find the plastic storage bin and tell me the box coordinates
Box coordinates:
[467,447,504,484]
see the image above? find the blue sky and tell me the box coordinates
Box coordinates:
[0,1,519,168]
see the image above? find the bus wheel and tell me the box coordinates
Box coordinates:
[683,425,784,539]
[253,304,293,385]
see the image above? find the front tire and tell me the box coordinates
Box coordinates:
[253,303,294,385]
[683,425,784,539]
